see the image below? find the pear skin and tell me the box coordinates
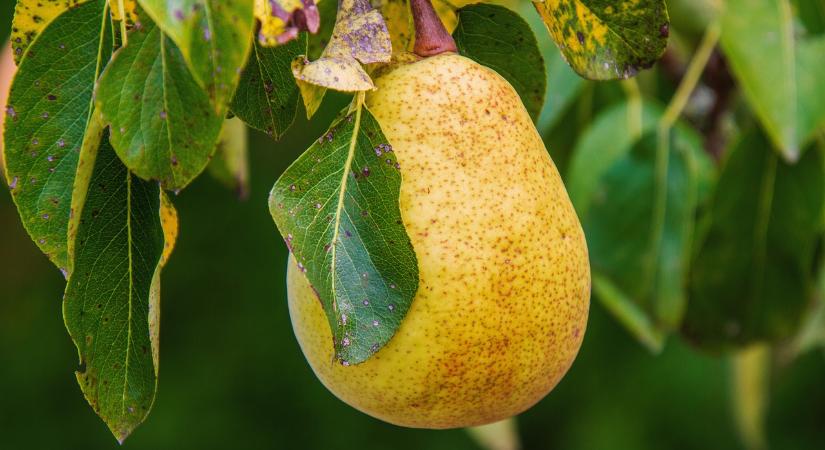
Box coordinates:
[287,53,590,428]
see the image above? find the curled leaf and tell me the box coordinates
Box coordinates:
[256,0,321,45]
[292,0,391,100]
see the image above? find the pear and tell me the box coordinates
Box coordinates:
[287,53,590,428]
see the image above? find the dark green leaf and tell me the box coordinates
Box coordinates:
[96,19,224,191]
[532,0,670,80]
[230,33,305,139]
[269,101,419,365]
[683,130,825,350]
[3,0,112,271]
[720,0,825,161]
[452,3,546,121]
[568,101,710,350]
[136,0,255,108]
[64,132,176,443]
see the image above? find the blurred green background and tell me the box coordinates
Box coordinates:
[1,2,824,449]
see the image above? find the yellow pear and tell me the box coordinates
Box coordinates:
[287,53,590,428]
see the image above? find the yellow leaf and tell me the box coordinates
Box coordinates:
[109,0,138,23]
[11,0,89,64]
[159,192,179,265]
[292,0,390,102]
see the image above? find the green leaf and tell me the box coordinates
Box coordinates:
[532,0,670,80]
[230,33,305,138]
[64,132,177,443]
[96,18,224,191]
[3,0,112,271]
[452,3,546,122]
[568,101,710,349]
[683,130,825,350]
[720,0,825,161]
[208,117,249,198]
[10,0,90,64]
[136,0,255,108]
[269,99,419,365]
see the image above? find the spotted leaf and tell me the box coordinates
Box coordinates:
[96,18,224,191]
[453,3,546,122]
[136,0,255,109]
[109,0,139,23]
[3,0,113,272]
[64,131,176,443]
[231,32,305,138]
[10,0,90,64]
[532,0,669,80]
[292,0,391,112]
[269,98,419,365]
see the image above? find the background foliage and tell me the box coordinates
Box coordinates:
[1,0,825,449]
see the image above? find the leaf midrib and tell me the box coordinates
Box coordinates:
[329,97,364,315]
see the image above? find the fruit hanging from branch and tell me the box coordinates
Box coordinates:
[280,0,590,428]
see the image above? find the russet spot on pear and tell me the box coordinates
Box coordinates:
[287,53,591,428]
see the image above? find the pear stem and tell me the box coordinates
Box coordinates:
[410,0,457,57]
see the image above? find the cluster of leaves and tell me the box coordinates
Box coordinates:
[11,0,821,445]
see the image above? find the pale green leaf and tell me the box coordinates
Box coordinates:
[136,0,255,108]
[720,0,825,161]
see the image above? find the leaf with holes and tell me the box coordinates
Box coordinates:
[136,0,255,108]
[269,100,418,365]
[231,32,305,138]
[532,0,669,80]
[721,0,825,162]
[64,132,177,443]
[683,129,825,350]
[453,3,545,122]
[96,18,224,191]
[3,0,112,272]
